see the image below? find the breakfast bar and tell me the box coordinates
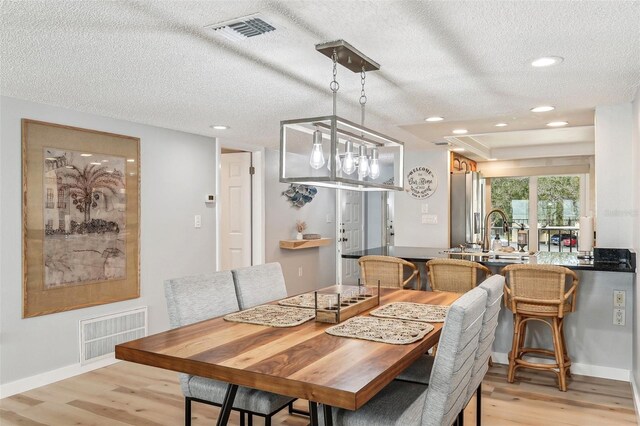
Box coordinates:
[343,246,636,380]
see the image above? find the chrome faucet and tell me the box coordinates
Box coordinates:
[483,208,510,251]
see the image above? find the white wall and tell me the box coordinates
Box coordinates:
[631,89,640,396]
[264,149,336,296]
[595,104,635,248]
[394,149,449,248]
[0,97,217,388]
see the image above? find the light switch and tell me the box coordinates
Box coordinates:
[194,215,202,228]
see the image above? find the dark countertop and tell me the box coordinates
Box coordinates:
[342,246,636,273]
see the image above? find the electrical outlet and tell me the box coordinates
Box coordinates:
[194,215,201,228]
[422,214,438,225]
[614,290,625,308]
[613,308,625,326]
[298,266,303,277]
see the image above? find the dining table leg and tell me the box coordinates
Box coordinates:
[216,384,238,426]
[309,401,319,426]
[322,404,334,426]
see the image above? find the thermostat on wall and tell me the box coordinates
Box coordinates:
[205,194,216,203]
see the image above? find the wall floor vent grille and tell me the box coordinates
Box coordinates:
[79,307,147,365]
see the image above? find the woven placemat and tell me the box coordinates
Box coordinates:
[370,302,449,323]
[278,293,336,309]
[325,317,434,345]
[224,305,315,328]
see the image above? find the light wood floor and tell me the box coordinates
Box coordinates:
[0,362,636,425]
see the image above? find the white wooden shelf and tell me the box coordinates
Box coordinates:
[279,238,332,250]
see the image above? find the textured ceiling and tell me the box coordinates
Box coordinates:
[1,1,639,152]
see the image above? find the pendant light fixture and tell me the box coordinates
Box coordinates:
[280,40,404,191]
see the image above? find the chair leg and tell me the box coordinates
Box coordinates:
[240,411,245,426]
[551,317,568,391]
[309,401,319,426]
[457,409,464,426]
[185,397,192,426]
[288,400,310,416]
[559,319,572,377]
[248,413,253,426]
[476,384,482,426]
[508,314,521,383]
[265,415,271,426]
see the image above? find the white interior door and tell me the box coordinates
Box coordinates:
[339,190,364,285]
[220,152,252,270]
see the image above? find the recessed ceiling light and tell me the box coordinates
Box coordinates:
[102,159,109,163]
[425,116,444,122]
[80,153,92,157]
[90,162,102,165]
[487,158,498,161]
[531,56,564,67]
[547,121,569,127]
[210,125,230,130]
[452,129,468,135]
[127,159,136,163]
[495,123,508,127]
[45,157,56,161]
[530,106,555,113]
[452,148,465,152]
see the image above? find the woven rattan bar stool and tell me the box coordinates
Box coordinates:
[426,258,491,293]
[358,255,420,289]
[502,264,579,391]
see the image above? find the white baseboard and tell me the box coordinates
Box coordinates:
[0,356,119,399]
[631,374,640,425]
[492,352,631,382]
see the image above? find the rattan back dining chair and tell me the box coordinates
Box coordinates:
[502,264,579,391]
[426,258,491,293]
[358,255,420,289]
[320,287,487,426]
[164,271,294,426]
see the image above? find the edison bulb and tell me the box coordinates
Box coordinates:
[342,140,356,175]
[309,130,325,169]
[357,145,369,179]
[369,148,380,179]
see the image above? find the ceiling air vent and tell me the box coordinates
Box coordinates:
[433,141,451,146]
[205,14,275,42]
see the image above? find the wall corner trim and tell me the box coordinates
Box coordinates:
[631,373,640,421]
[0,356,119,399]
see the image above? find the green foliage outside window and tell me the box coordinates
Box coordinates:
[490,177,529,226]
[538,176,580,226]
[490,176,580,227]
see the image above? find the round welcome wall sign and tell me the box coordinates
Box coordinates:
[406,166,437,199]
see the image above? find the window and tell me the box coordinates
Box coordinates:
[490,174,584,252]
[45,188,54,209]
[57,188,66,209]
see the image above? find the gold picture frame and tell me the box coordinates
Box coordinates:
[22,119,140,318]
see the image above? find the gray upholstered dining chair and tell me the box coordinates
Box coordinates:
[395,275,505,426]
[164,271,294,426]
[320,286,487,426]
[230,262,308,417]
[231,262,288,309]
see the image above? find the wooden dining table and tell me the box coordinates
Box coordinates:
[115,286,459,426]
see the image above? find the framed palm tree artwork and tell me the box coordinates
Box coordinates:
[22,119,140,317]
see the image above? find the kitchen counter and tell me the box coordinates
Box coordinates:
[341,246,636,379]
[342,246,636,273]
